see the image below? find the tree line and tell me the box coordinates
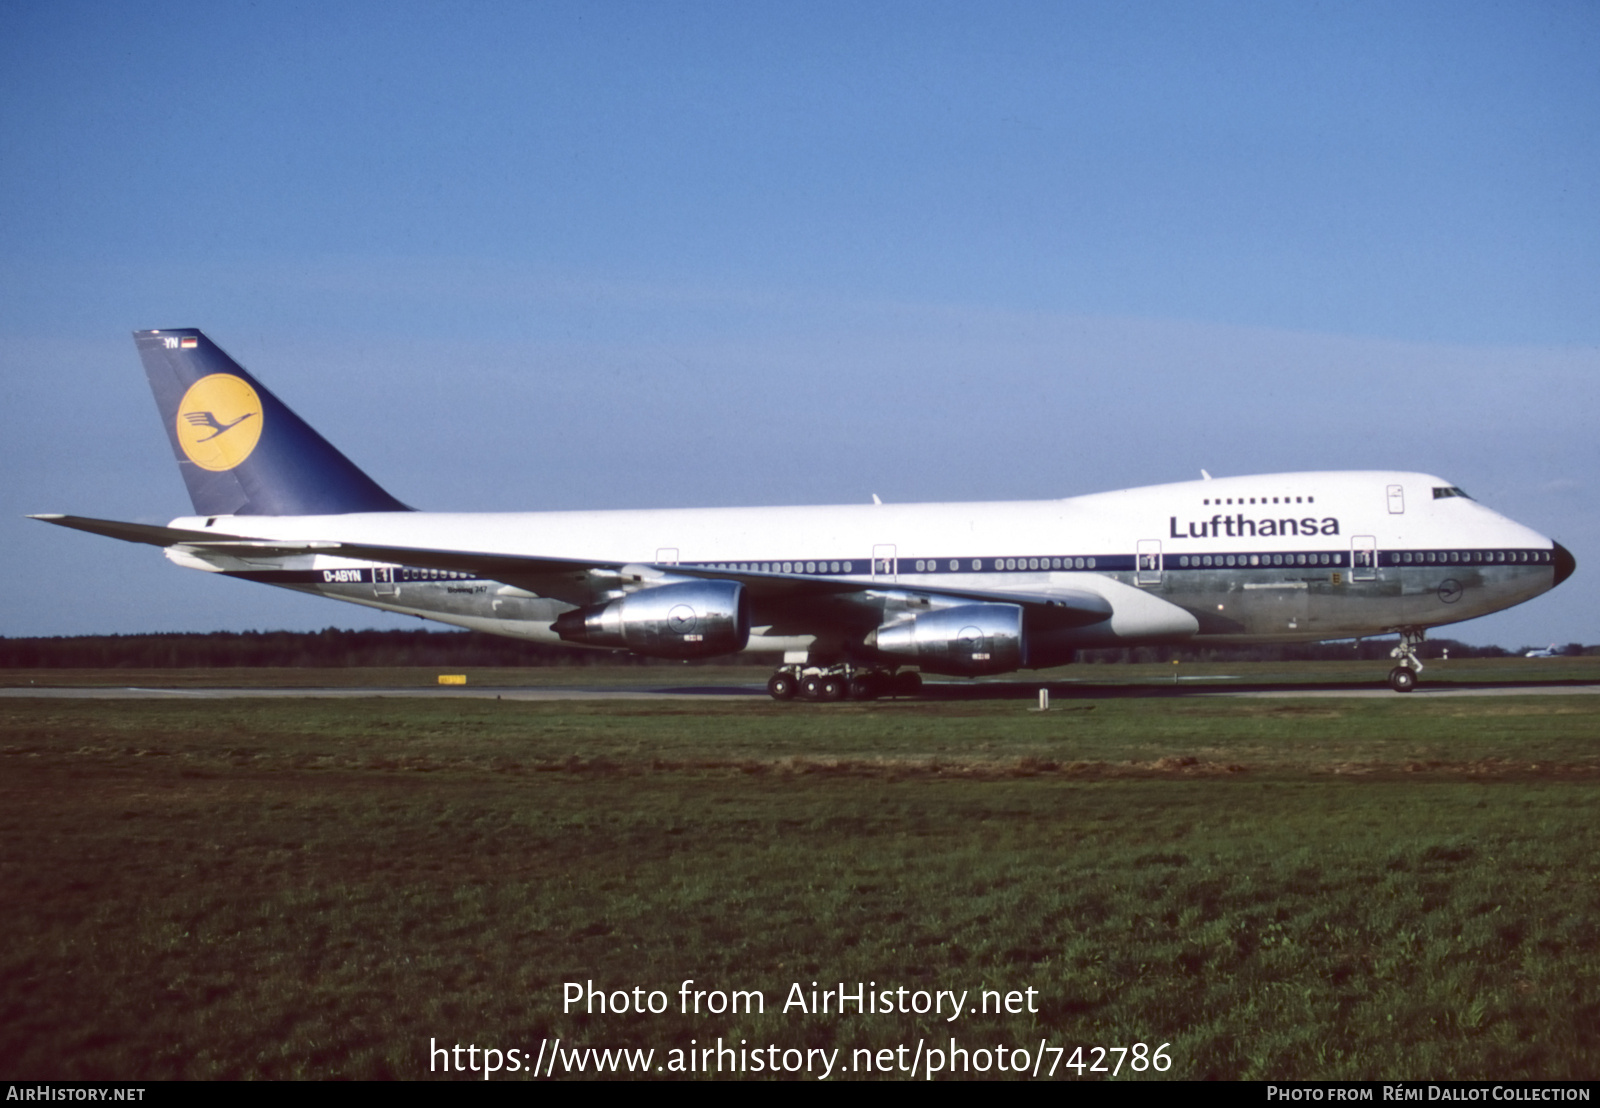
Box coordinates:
[0,629,636,669]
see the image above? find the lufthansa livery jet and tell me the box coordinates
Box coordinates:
[34,329,1575,698]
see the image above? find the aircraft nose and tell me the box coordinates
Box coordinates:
[1552,542,1576,587]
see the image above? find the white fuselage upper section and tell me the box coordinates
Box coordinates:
[169,471,1553,567]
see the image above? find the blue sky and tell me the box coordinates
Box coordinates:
[3,1,1596,647]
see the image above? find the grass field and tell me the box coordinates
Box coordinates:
[1,666,1597,1080]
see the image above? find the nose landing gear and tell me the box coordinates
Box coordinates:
[1387,628,1426,692]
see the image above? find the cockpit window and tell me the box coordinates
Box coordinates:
[1432,486,1473,500]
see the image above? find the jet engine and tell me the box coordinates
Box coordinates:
[869,602,1025,676]
[552,580,750,659]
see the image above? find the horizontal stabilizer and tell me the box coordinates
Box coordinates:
[29,514,339,555]
[31,514,236,547]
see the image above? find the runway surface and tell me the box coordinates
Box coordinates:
[5,681,1599,700]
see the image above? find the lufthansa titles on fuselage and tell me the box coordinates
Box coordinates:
[1169,513,1340,540]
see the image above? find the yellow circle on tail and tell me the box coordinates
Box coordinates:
[175,374,264,471]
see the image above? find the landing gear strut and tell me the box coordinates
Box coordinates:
[766,663,918,701]
[1387,627,1425,693]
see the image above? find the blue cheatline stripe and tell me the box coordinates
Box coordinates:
[233,568,483,585]
[685,549,1550,574]
[225,548,1552,586]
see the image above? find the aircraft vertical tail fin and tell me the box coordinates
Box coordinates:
[134,329,411,516]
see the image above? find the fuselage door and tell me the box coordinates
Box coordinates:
[1352,535,1377,581]
[373,566,398,598]
[872,544,897,582]
[1136,539,1162,586]
[655,547,680,566]
[1387,485,1405,514]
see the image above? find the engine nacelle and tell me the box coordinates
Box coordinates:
[552,580,750,659]
[870,602,1025,676]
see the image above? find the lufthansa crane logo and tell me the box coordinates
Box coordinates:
[668,604,699,635]
[175,374,263,471]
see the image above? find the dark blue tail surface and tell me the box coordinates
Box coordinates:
[135,329,410,516]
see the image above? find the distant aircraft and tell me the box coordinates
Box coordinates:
[1524,644,1560,658]
[33,329,1576,698]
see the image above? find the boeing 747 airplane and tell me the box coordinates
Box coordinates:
[33,329,1575,698]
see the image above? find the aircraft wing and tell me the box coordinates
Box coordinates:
[656,561,1114,632]
[30,514,1114,628]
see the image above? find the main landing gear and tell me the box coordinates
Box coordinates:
[1387,627,1425,693]
[766,665,922,702]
